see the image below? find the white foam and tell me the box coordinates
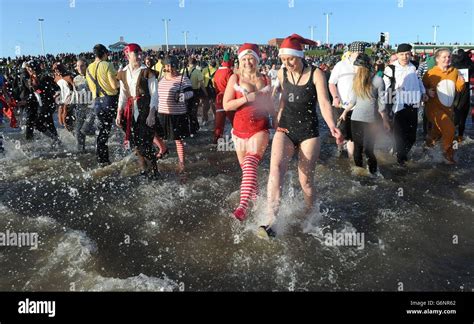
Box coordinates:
[25,230,177,291]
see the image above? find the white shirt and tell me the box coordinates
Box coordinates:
[328,57,356,107]
[268,69,278,87]
[383,60,426,113]
[118,64,158,121]
[57,78,72,105]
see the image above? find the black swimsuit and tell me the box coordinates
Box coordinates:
[278,65,319,146]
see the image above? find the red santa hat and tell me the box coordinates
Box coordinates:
[238,43,260,63]
[123,43,142,55]
[278,34,316,58]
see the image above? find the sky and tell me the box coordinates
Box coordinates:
[1,0,473,57]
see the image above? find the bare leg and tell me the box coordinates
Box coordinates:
[266,131,295,226]
[346,140,354,159]
[297,137,320,212]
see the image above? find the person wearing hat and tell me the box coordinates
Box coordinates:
[382,43,427,166]
[265,34,343,238]
[339,53,390,175]
[213,52,235,143]
[329,41,369,158]
[223,43,273,222]
[115,43,161,178]
[157,55,194,176]
[85,44,119,166]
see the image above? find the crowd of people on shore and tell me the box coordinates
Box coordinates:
[0,36,473,238]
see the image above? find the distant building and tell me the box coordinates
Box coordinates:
[109,36,128,52]
[268,38,285,47]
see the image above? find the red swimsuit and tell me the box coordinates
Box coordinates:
[232,75,270,139]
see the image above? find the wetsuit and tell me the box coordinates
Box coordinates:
[278,65,319,146]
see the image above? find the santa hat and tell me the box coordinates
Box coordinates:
[279,34,316,57]
[123,43,142,55]
[238,43,260,63]
[221,52,233,67]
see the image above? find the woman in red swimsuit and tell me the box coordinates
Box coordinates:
[223,43,274,221]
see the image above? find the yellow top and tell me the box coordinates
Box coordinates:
[202,66,217,87]
[85,60,118,98]
[181,66,203,90]
[153,60,163,78]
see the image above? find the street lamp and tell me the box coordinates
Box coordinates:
[38,18,45,56]
[182,31,189,50]
[432,25,439,44]
[309,25,315,41]
[162,19,171,51]
[323,12,332,46]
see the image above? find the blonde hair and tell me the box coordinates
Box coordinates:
[434,48,451,59]
[353,66,373,99]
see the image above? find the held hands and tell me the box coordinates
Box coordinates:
[332,97,341,108]
[382,119,391,132]
[340,110,348,121]
[330,126,344,145]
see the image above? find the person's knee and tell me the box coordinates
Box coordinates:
[299,178,313,194]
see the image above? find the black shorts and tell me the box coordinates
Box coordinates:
[158,113,190,140]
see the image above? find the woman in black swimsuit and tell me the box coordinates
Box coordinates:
[263,34,343,238]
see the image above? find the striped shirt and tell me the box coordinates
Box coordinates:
[158,75,193,115]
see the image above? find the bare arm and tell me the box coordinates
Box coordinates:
[275,68,285,125]
[314,69,343,143]
[328,82,340,107]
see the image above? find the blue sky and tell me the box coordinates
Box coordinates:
[1,0,473,57]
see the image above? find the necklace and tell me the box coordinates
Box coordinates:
[290,65,305,86]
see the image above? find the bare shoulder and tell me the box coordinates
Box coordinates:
[313,67,326,84]
[228,73,238,85]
